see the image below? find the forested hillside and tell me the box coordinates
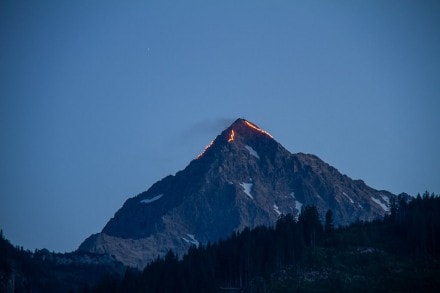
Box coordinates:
[0,232,125,292]
[93,192,440,292]
[2,192,439,292]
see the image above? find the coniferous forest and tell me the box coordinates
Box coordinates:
[93,192,440,292]
[2,192,440,292]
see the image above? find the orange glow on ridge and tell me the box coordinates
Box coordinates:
[244,120,273,138]
[197,139,215,159]
[228,130,235,142]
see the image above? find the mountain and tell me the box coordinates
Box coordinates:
[79,118,395,268]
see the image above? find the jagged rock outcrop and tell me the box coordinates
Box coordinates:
[79,119,394,268]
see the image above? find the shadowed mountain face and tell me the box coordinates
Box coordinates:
[79,119,394,268]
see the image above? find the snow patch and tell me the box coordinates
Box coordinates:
[140,194,163,204]
[291,192,303,219]
[273,204,282,216]
[245,145,260,159]
[182,234,199,247]
[294,200,303,220]
[371,197,389,212]
[295,200,303,213]
[342,192,354,204]
[380,194,390,205]
[240,182,254,199]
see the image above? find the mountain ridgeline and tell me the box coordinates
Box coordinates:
[79,119,398,268]
[2,193,439,292]
[93,193,440,293]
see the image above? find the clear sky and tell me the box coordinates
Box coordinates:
[1,0,439,253]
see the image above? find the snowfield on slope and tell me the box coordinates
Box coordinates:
[140,194,163,204]
[240,182,254,199]
[245,145,260,159]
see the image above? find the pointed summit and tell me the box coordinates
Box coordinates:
[225,118,273,136]
[197,118,276,159]
[222,118,274,144]
[79,118,396,268]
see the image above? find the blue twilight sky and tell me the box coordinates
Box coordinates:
[1,0,439,252]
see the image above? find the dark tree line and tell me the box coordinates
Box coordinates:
[94,192,440,292]
[0,231,125,293]
[93,207,324,292]
[387,191,440,256]
[2,192,439,292]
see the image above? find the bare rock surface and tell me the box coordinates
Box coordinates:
[79,119,394,268]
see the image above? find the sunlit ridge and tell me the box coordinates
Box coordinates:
[228,129,235,142]
[196,139,215,159]
[243,120,273,138]
[196,120,271,159]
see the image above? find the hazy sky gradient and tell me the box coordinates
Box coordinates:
[1,0,439,252]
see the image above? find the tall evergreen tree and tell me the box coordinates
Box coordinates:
[299,206,323,247]
[325,209,334,234]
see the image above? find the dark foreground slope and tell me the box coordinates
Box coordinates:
[92,192,440,293]
[79,119,396,268]
[0,233,125,293]
[2,192,438,292]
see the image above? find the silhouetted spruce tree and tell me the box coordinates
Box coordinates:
[275,214,301,267]
[299,206,323,248]
[324,209,334,234]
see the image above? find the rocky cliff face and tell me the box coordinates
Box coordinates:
[79,119,394,268]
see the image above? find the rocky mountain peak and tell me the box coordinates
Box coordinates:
[196,118,277,160]
[224,118,274,141]
[79,118,396,268]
